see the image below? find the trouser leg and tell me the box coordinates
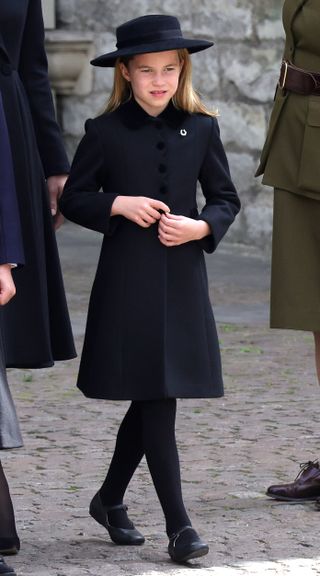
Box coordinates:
[0,460,19,551]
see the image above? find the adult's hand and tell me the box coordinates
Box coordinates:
[112,196,170,228]
[158,213,211,247]
[0,264,16,306]
[47,174,69,230]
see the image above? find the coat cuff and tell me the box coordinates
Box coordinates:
[196,216,216,253]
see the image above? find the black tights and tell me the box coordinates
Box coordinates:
[99,399,190,536]
[0,460,19,547]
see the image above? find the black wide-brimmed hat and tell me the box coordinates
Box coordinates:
[91,14,213,67]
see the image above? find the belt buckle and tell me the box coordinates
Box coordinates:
[279,61,288,89]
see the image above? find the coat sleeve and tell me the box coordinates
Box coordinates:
[0,93,24,267]
[18,0,70,178]
[198,117,240,253]
[59,119,119,235]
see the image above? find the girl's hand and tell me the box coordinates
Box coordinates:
[0,264,16,306]
[158,213,211,247]
[111,196,170,228]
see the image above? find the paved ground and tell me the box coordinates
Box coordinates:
[4,224,320,576]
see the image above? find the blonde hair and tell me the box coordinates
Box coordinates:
[104,49,217,117]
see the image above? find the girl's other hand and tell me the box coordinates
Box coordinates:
[111,196,170,228]
[47,174,69,230]
[158,213,211,246]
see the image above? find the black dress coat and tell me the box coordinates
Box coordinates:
[60,98,240,401]
[0,0,76,368]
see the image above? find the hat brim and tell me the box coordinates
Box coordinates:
[91,39,213,67]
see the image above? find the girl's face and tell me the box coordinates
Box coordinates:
[120,50,182,116]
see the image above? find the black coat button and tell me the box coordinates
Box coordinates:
[155,120,163,130]
[157,142,165,150]
[159,185,168,194]
[158,164,167,173]
[1,62,12,76]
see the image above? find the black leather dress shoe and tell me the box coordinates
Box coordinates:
[0,556,16,575]
[0,538,20,556]
[168,526,209,563]
[89,492,145,545]
[266,460,320,502]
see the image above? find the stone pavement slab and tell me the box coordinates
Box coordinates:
[4,224,320,576]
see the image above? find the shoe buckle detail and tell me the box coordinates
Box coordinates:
[170,525,193,548]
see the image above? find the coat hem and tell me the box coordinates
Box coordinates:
[0,442,23,450]
[77,386,224,401]
[6,352,77,369]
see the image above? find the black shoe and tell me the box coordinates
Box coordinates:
[89,492,145,545]
[0,538,20,556]
[266,460,320,502]
[0,557,16,575]
[168,526,209,563]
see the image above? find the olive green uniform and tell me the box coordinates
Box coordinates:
[256,0,320,330]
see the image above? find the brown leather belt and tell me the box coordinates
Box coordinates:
[279,60,320,96]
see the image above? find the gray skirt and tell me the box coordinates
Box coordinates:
[271,188,320,331]
[0,330,22,449]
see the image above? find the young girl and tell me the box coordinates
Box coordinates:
[60,14,240,564]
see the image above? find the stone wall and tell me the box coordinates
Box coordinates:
[54,0,285,250]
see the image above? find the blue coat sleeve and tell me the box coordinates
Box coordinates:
[18,0,70,177]
[0,92,24,266]
[198,117,240,253]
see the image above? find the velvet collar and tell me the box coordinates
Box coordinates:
[117,97,189,130]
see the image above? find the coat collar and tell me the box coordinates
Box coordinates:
[117,97,189,130]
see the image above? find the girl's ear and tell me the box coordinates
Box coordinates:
[120,62,130,82]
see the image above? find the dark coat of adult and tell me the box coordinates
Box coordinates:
[0,91,24,267]
[0,0,76,368]
[0,90,24,449]
[60,98,240,401]
[256,0,320,199]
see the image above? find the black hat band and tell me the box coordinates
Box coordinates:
[117,28,183,49]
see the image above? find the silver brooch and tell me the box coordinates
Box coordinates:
[180,129,187,136]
